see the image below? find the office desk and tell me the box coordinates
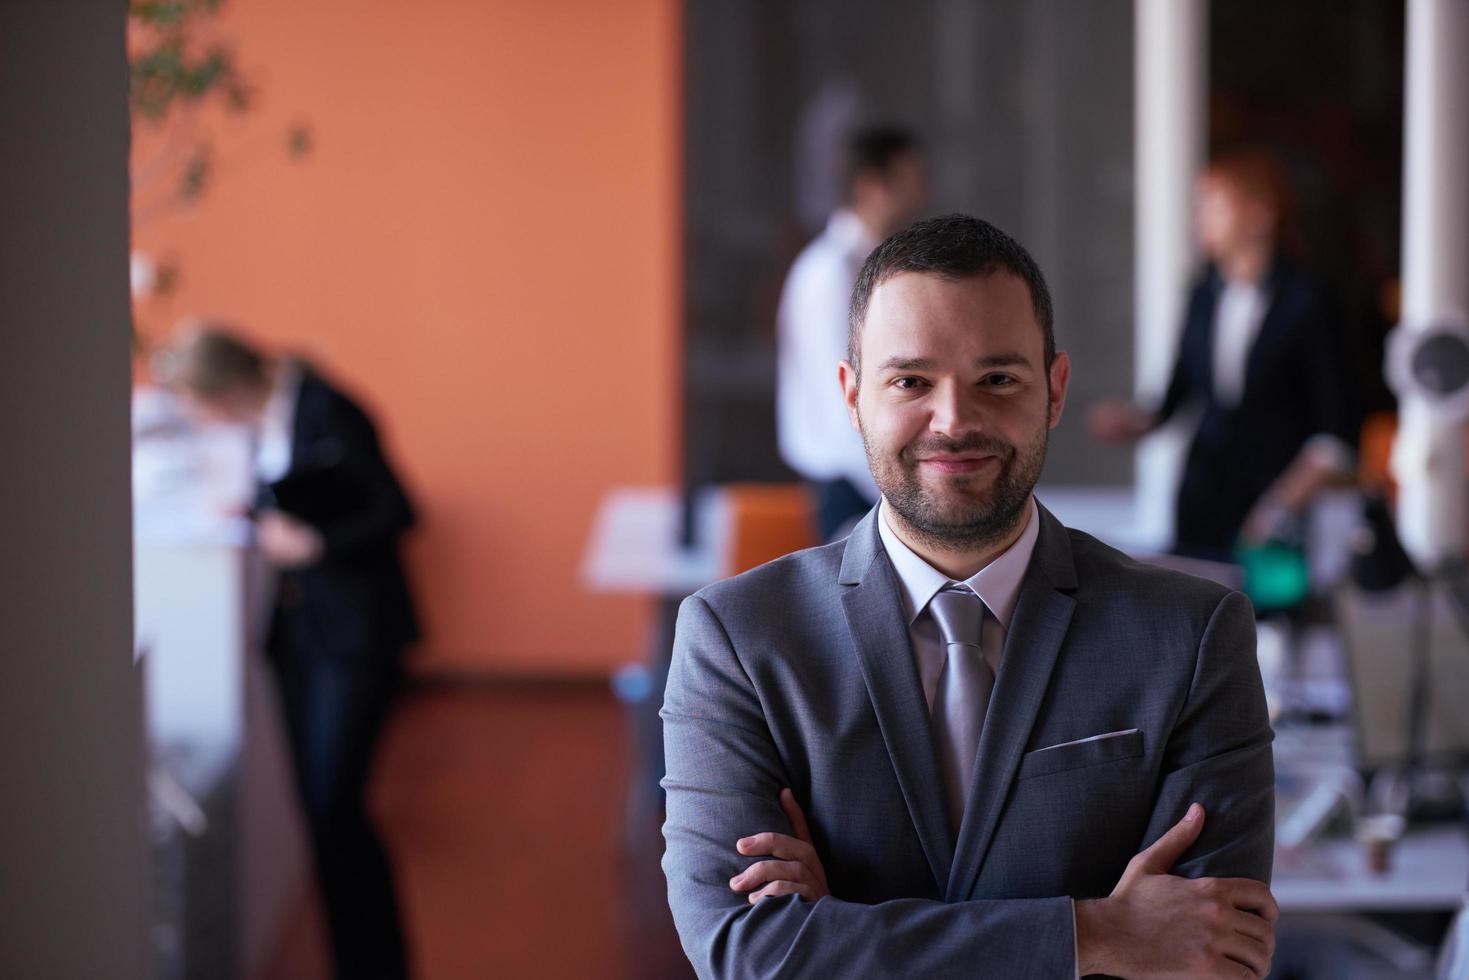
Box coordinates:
[1273,722,1468,914]
[1274,824,1468,913]
[133,393,308,980]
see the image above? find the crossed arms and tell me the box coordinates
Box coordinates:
[661,591,1277,979]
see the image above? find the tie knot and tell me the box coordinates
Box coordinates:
[928,586,985,647]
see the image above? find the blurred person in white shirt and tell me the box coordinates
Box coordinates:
[778,125,929,541]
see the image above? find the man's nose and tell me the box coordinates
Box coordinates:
[928,381,982,438]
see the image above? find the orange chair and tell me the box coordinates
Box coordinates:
[723,483,819,576]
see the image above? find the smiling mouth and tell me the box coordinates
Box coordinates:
[918,455,997,474]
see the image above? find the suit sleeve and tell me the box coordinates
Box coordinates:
[1135,590,1275,882]
[661,595,1076,980]
[314,394,416,561]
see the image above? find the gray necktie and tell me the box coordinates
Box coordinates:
[928,586,994,835]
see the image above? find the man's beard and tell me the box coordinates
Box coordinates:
[860,421,1048,553]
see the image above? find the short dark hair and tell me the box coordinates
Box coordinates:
[843,125,922,199]
[847,213,1055,374]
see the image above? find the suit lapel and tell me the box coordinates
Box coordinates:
[947,504,1078,902]
[839,510,954,896]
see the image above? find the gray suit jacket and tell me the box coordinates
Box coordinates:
[661,503,1275,978]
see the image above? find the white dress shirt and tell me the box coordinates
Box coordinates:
[776,209,881,500]
[1211,279,1269,410]
[877,496,1080,976]
[254,359,303,483]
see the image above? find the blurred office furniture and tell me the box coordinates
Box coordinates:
[724,483,818,575]
[1337,582,1469,772]
[582,483,818,594]
[1273,721,1469,977]
[1274,725,1468,912]
[1267,564,1469,976]
[133,389,308,980]
[584,482,817,842]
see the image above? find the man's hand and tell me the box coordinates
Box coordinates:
[728,788,831,905]
[1086,398,1155,445]
[256,510,325,568]
[1076,803,1278,979]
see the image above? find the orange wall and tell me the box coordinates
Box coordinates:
[132,0,681,676]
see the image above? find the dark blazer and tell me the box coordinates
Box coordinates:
[261,364,420,662]
[661,504,1274,979]
[1159,259,1356,559]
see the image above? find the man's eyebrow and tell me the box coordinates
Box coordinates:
[875,356,937,372]
[975,352,1034,369]
[874,352,1035,372]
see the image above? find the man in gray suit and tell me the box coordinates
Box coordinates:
[661,214,1277,979]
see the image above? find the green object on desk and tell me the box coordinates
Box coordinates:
[1239,540,1310,612]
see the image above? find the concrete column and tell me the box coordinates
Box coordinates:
[0,2,147,977]
[1392,0,1469,569]
[1133,0,1206,549]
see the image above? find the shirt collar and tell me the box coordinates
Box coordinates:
[877,495,1040,628]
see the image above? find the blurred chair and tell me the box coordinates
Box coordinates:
[724,483,819,576]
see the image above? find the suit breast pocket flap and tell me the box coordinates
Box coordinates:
[1016,728,1144,780]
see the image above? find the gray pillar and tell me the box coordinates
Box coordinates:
[1392,0,1469,568]
[1133,0,1206,548]
[0,2,148,977]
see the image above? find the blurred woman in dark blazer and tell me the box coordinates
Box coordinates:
[1089,147,1358,562]
[166,325,418,979]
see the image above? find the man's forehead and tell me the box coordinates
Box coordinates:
[862,270,1043,355]
[869,267,1029,305]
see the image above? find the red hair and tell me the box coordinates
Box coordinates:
[1203,146,1292,222]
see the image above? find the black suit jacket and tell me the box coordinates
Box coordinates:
[1158,259,1356,558]
[261,364,420,662]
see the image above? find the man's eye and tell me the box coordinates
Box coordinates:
[982,374,1018,387]
[891,376,927,390]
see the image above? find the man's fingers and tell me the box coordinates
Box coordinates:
[729,859,806,893]
[1126,802,1205,877]
[1228,910,1275,957]
[1222,879,1279,923]
[779,788,813,845]
[1229,907,1274,949]
[747,879,809,905]
[1219,933,1270,980]
[736,831,812,862]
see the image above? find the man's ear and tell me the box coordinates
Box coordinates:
[1047,351,1071,429]
[839,360,861,433]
